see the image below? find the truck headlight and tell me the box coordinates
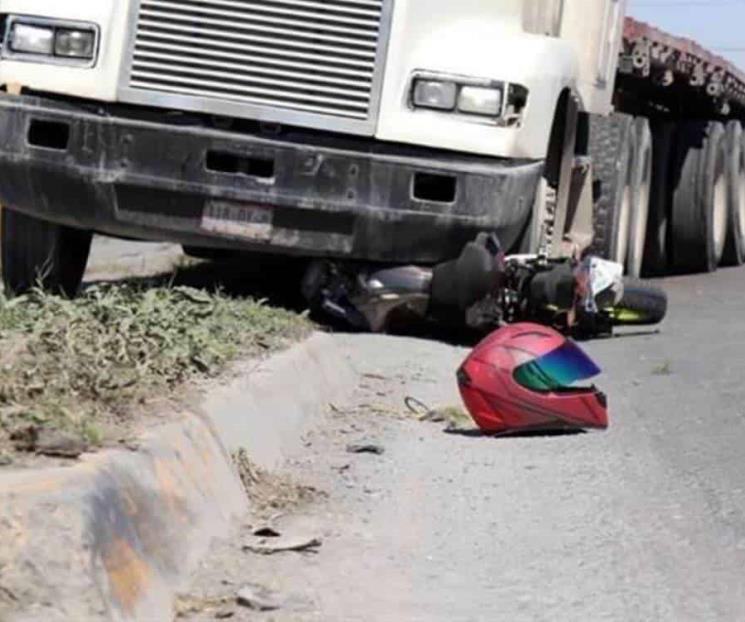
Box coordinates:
[54,29,96,60]
[410,74,526,124]
[9,23,54,56]
[3,17,99,65]
[412,80,457,111]
[458,86,503,116]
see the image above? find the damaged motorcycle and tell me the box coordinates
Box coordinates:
[301,233,667,339]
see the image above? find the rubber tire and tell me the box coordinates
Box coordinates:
[589,112,636,265]
[626,118,653,278]
[615,277,668,326]
[721,121,745,266]
[643,121,676,276]
[1,207,92,297]
[670,121,729,273]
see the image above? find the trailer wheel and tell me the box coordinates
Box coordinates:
[589,112,636,268]
[643,121,676,276]
[626,118,653,278]
[670,121,728,273]
[1,207,92,297]
[722,121,745,266]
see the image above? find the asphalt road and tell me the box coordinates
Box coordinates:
[181,267,745,621]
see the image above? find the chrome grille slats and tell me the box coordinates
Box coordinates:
[139,3,381,42]
[126,0,388,127]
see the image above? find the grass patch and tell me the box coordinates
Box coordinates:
[0,284,310,456]
[651,360,673,376]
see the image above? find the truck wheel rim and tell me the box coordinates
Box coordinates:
[713,171,728,261]
[616,185,632,265]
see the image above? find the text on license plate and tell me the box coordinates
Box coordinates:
[201,201,272,240]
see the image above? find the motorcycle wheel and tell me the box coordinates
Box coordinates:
[611,278,668,326]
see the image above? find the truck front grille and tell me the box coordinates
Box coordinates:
[126,0,389,132]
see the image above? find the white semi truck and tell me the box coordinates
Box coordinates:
[0,0,742,298]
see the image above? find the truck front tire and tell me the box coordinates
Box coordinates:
[670,121,729,273]
[1,208,92,297]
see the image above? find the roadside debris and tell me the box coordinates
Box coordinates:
[243,535,322,556]
[404,397,473,432]
[252,526,281,538]
[174,594,230,618]
[236,584,281,611]
[362,372,389,381]
[233,449,321,514]
[346,443,385,455]
[10,426,88,458]
[0,584,18,604]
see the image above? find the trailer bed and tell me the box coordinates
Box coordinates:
[620,17,745,116]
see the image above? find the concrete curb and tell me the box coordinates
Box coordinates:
[0,332,354,621]
[202,332,356,469]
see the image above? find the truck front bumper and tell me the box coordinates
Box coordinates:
[0,95,543,263]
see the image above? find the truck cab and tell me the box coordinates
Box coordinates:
[0,0,625,295]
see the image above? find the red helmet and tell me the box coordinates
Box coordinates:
[457,323,608,434]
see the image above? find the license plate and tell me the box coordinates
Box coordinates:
[201,201,272,240]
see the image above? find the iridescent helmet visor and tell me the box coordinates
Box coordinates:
[513,339,601,392]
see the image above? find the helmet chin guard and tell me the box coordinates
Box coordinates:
[457,323,609,434]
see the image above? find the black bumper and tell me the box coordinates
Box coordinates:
[0,95,543,263]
